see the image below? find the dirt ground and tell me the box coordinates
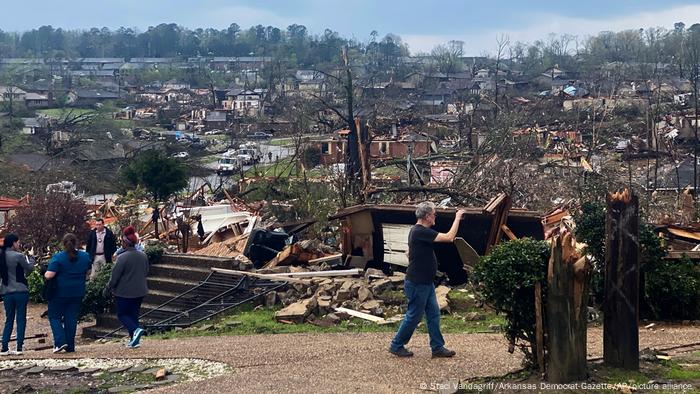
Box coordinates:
[6,306,700,393]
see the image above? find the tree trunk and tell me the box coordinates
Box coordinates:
[604,189,640,370]
[546,232,591,382]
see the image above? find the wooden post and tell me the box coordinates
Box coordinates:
[604,189,640,370]
[534,282,545,375]
[546,231,591,382]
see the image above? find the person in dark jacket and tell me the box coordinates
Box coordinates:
[1,233,35,356]
[86,218,117,280]
[45,233,92,353]
[105,226,149,348]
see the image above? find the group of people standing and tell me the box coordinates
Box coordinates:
[0,219,150,355]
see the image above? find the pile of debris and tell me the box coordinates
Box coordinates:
[268,267,450,325]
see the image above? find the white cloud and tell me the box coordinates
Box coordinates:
[402,4,700,55]
[190,5,299,30]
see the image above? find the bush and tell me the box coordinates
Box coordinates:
[645,256,700,320]
[574,201,606,304]
[473,238,550,366]
[27,269,45,303]
[145,243,165,264]
[80,262,114,319]
[301,145,322,168]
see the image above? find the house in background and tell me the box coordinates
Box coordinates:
[67,89,120,106]
[204,110,229,130]
[223,89,265,116]
[0,86,27,102]
[24,92,50,108]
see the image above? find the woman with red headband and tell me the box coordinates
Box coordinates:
[104,226,149,348]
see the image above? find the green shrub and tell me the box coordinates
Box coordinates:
[301,145,322,168]
[145,243,165,264]
[27,269,45,303]
[574,201,607,304]
[473,238,550,366]
[80,262,114,319]
[645,256,700,320]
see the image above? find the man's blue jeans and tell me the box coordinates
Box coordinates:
[390,280,446,352]
[48,296,82,352]
[2,292,29,351]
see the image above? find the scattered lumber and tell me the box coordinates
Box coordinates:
[210,267,310,284]
[269,269,362,278]
[484,193,512,253]
[334,307,385,323]
[308,254,343,265]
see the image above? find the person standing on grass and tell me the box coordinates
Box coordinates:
[45,233,92,354]
[86,218,116,280]
[104,226,149,349]
[389,202,466,358]
[0,233,35,356]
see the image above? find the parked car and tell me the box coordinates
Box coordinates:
[205,129,223,135]
[248,131,272,140]
[174,152,189,159]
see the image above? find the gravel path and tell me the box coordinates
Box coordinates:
[9,324,700,393]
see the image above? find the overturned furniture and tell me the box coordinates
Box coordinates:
[329,201,544,284]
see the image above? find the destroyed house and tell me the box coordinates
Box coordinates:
[329,204,544,285]
[314,131,435,165]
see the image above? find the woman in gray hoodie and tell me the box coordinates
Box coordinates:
[0,233,35,356]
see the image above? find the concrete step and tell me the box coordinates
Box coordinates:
[158,253,238,270]
[147,276,200,294]
[95,313,122,329]
[143,289,182,306]
[148,263,211,282]
[81,324,127,339]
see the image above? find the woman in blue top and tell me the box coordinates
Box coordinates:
[45,233,92,353]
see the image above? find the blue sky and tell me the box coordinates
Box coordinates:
[3,0,700,54]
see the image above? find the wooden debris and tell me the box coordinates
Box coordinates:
[308,254,343,265]
[454,237,480,268]
[155,368,167,380]
[334,307,385,323]
[269,269,362,278]
[484,193,512,253]
[210,267,310,284]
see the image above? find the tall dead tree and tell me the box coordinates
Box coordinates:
[546,230,591,383]
[604,189,640,370]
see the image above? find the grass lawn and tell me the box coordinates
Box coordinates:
[151,289,504,339]
[266,138,295,147]
[37,107,95,118]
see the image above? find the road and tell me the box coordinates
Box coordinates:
[190,140,296,191]
[16,325,700,393]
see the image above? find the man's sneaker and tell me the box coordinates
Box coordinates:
[431,347,456,358]
[12,348,23,356]
[52,344,68,354]
[128,328,145,347]
[0,349,9,356]
[389,347,414,357]
[125,343,141,349]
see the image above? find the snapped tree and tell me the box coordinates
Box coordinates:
[119,150,188,238]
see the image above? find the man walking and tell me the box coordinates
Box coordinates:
[389,202,466,358]
[86,218,116,280]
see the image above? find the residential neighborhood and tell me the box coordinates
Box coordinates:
[2,5,700,393]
